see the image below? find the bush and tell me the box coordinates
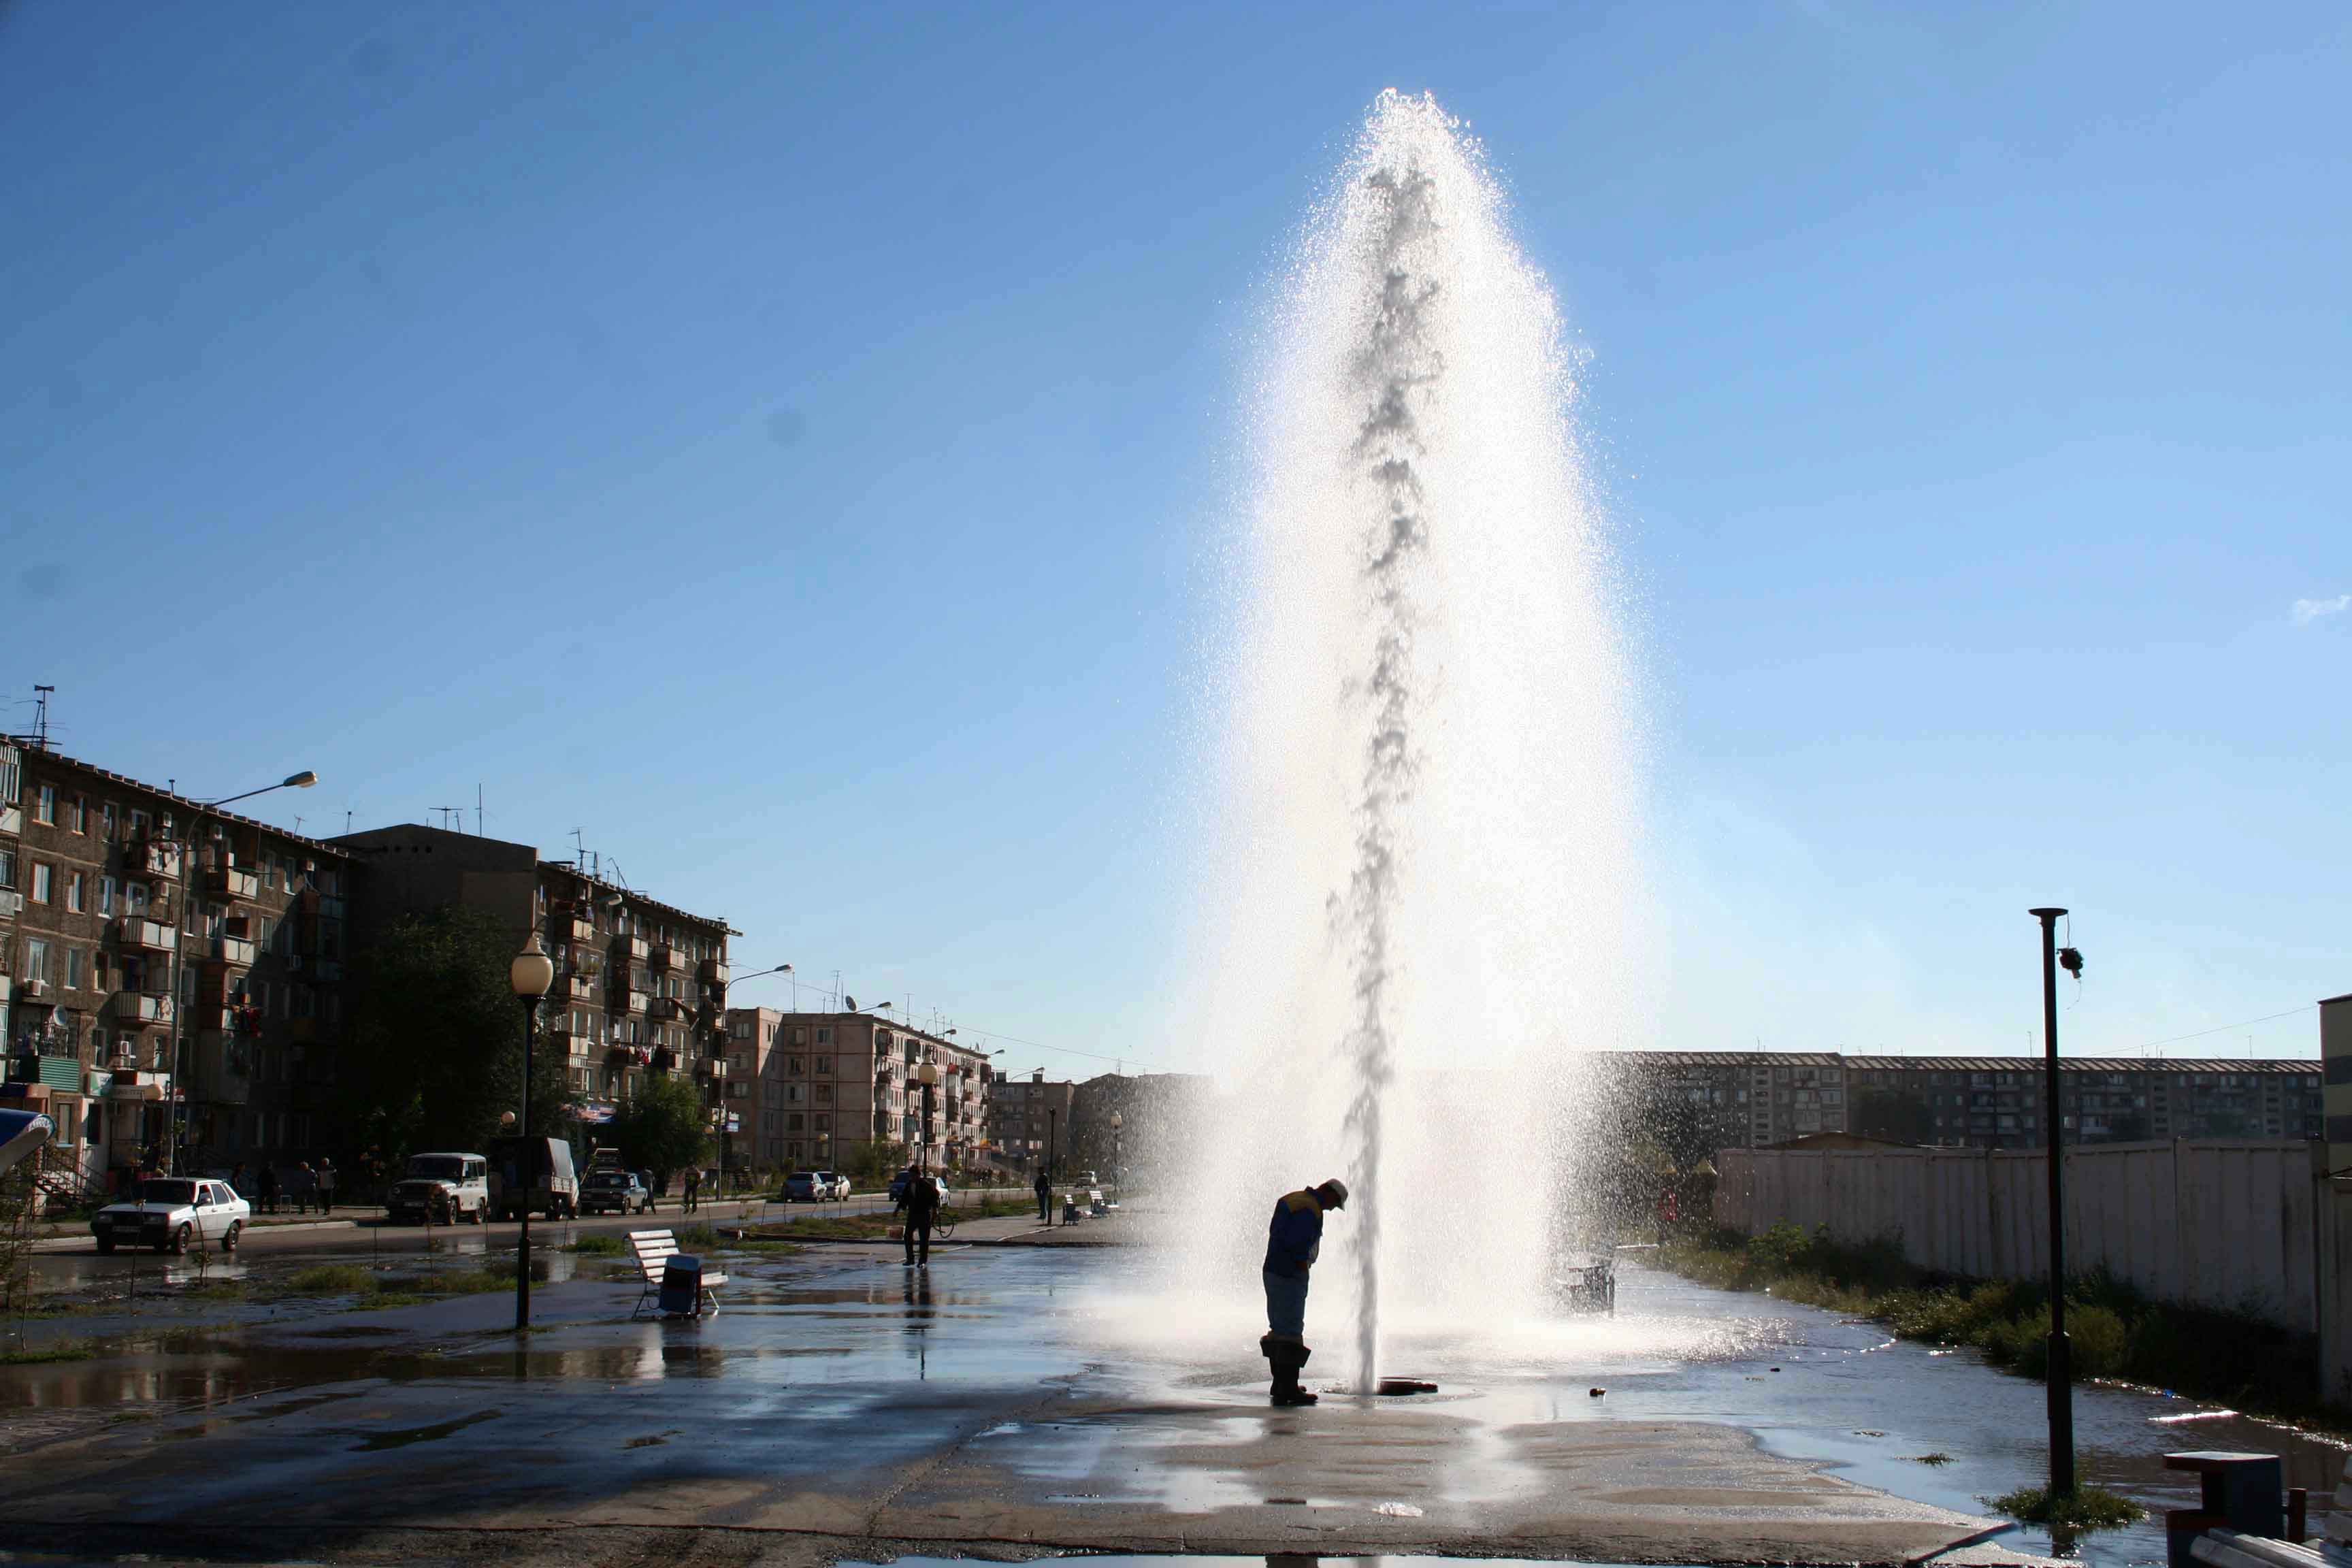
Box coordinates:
[282,1265,374,1296]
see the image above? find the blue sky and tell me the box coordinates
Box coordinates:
[4,3,2346,1072]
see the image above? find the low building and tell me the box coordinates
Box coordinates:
[1595,1049,2324,1156]
[988,1071,1079,1174]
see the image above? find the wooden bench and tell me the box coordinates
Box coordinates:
[627,1228,727,1318]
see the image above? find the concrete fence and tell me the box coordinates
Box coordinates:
[1712,1139,2334,1335]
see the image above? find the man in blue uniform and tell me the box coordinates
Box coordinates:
[1260,1177,1348,1407]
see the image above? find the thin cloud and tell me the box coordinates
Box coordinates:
[2290,593,2350,625]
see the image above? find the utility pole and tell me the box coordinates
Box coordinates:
[2030,906,2077,1497]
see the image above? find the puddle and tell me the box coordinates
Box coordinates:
[350,1407,502,1451]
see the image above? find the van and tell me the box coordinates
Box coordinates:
[487,1135,579,1221]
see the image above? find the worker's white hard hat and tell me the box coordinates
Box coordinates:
[1318,1178,1350,1209]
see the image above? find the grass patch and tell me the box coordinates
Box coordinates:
[729,1237,804,1254]
[567,1235,625,1256]
[1912,1452,1953,1466]
[674,1224,725,1250]
[1660,1224,2349,1433]
[1987,1484,2144,1530]
[282,1264,374,1296]
[182,1281,246,1301]
[0,1339,95,1365]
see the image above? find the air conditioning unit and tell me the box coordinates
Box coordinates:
[0,890,21,917]
[20,978,48,1000]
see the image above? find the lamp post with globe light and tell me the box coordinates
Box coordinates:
[1110,1110,1123,1198]
[508,931,554,1333]
[916,1060,940,1174]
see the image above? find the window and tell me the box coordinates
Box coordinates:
[101,802,117,838]
[34,784,56,824]
[24,938,50,983]
[31,863,52,903]
[0,750,15,804]
[815,1026,830,1045]
[129,808,150,836]
[98,876,116,915]
[815,1056,832,1075]
[0,848,13,889]
[65,949,84,990]
[66,871,83,913]
[69,796,85,832]
[127,881,148,915]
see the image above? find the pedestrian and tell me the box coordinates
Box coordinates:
[316,1157,336,1215]
[229,1161,248,1200]
[257,1162,280,1215]
[1259,1177,1348,1407]
[1032,1164,1051,1224]
[683,1167,700,1214]
[295,1161,316,1215]
[903,1166,942,1268]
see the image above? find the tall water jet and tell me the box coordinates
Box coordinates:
[1175,91,1642,1391]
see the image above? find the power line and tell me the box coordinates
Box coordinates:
[2128,1005,2313,1055]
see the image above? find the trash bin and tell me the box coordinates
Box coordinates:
[659,1254,704,1316]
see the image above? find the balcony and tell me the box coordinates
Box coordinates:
[649,944,673,972]
[563,974,599,1003]
[614,987,650,1016]
[105,1069,169,1102]
[619,936,649,962]
[122,839,183,879]
[204,864,261,900]
[564,915,597,945]
[208,934,257,968]
[649,996,685,1022]
[698,957,727,984]
[112,992,173,1025]
[117,917,178,953]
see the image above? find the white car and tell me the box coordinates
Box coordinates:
[816,1169,851,1200]
[93,1177,250,1255]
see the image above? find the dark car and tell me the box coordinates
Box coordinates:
[579,1169,653,1215]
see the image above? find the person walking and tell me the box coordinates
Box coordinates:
[316,1157,336,1215]
[1260,1177,1348,1407]
[257,1162,281,1216]
[682,1167,701,1214]
[1032,1164,1051,1224]
[294,1161,316,1215]
[903,1166,942,1267]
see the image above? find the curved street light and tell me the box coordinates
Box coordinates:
[508,932,554,1333]
[162,768,320,1175]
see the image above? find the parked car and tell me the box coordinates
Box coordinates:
[784,1170,851,1203]
[387,1152,492,1224]
[581,1169,655,1215]
[487,1135,579,1221]
[92,1177,250,1255]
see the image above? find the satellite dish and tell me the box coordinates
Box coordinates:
[844,994,857,1011]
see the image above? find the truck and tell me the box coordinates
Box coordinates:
[487,1135,578,1222]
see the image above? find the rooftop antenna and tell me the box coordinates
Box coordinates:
[31,685,52,749]
[572,828,587,868]
[476,783,484,837]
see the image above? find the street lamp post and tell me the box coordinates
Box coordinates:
[1045,1107,1058,1227]
[510,931,554,1334]
[916,1060,939,1174]
[2029,906,2082,1498]
[161,770,317,1175]
[1110,1110,1123,1197]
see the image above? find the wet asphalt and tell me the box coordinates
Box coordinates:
[0,1235,2343,1568]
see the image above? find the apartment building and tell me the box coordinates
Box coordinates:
[0,746,359,1186]
[331,823,732,1111]
[989,1071,1079,1173]
[728,1011,994,1173]
[1597,1049,2324,1157]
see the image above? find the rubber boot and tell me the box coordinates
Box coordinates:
[1271,1341,1318,1407]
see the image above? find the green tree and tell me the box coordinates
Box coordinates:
[605,1075,710,1185]
[339,908,570,1161]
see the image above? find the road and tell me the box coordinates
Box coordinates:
[26,1188,954,1283]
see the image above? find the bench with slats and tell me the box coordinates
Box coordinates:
[627,1228,727,1318]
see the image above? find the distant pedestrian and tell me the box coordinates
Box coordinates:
[316,1158,336,1215]
[295,1161,316,1214]
[903,1168,941,1267]
[682,1168,701,1214]
[229,1161,248,1199]
[1033,1166,1051,1224]
[257,1163,281,1215]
